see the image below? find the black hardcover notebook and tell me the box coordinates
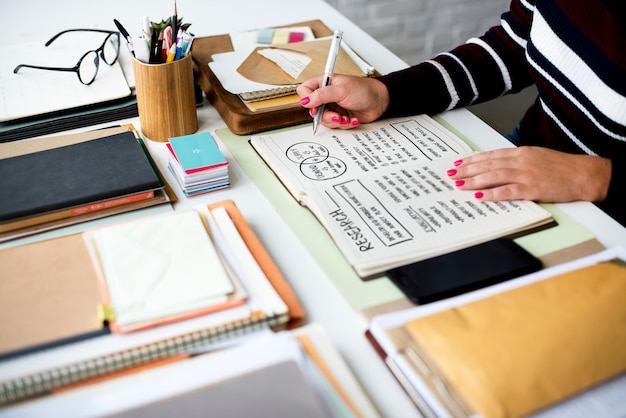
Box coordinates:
[0,131,163,222]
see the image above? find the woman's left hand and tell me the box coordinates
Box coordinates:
[447,146,612,203]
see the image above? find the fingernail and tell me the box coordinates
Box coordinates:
[455,180,465,187]
[454,159,463,166]
[351,119,359,126]
[447,169,457,176]
[332,116,340,123]
[475,192,484,199]
[300,97,310,105]
[340,117,348,125]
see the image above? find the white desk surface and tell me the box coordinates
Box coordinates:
[3,1,626,417]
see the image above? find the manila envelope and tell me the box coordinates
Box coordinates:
[237,37,368,85]
[404,260,626,418]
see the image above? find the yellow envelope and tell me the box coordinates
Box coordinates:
[404,261,626,418]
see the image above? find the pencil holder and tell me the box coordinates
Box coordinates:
[132,55,198,142]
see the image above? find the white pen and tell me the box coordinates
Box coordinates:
[313,29,343,135]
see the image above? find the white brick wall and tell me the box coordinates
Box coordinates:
[327,0,510,65]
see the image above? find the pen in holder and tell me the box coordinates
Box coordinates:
[132,54,198,142]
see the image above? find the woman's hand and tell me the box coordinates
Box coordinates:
[447,146,612,203]
[297,74,390,129]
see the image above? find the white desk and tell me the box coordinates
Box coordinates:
[3,1,626,417]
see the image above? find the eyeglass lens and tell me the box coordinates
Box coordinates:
[101,32,120,65]
[78,50,100,85]
[77,33,120,85]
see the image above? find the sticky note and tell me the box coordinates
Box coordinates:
[257,28,274,44]
[288,32,305,43]
[272,30,290,45]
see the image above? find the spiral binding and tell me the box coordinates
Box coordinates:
[0,312,289,405]
[238,85,298,102]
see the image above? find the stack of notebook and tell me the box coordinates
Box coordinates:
[0,126,171,243]
[166,132,230,196]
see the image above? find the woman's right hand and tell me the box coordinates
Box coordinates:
[297,74,390,129]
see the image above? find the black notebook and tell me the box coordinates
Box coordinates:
[0,131,163,222]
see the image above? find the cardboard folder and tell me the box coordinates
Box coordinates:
[237,37,367,85]
[0,234,107,358]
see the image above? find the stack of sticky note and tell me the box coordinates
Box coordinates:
[256,28,306,45]
[166,132,230,196]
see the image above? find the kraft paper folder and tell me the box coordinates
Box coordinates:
[235,37,368,86]
[0,234,108,359]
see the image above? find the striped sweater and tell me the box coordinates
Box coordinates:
[378,0,626,226]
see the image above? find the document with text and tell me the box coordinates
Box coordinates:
[250,115,554,278]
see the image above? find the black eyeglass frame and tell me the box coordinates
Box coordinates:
[13,29,121,86]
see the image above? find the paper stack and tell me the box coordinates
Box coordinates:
[0,199,304,404]
[167,132,230,196]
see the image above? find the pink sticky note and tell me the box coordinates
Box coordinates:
[288,32,305,43]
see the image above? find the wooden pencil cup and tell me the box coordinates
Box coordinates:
[132,55,198,142]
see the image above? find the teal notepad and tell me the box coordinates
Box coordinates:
[168,132,228,174]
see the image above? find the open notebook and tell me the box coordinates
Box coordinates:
[249,115,555,278]
[0,31,131,122]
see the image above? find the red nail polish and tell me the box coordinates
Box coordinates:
[340,118,348,125]
[351,119,359,126]
[332,116,340,123]
[447,169,457,176]
[475,192,484,199]
[455,180,465,187]
[454,159,463,166]
[300,97,310,105]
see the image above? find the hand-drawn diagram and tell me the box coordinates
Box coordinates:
[285,142,347,181]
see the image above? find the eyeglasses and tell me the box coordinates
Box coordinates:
[13,29,120,85]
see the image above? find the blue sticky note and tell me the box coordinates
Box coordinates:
[257,28,274,44]
[168,132,228,174]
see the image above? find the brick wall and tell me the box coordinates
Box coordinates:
[327,0,510,65]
